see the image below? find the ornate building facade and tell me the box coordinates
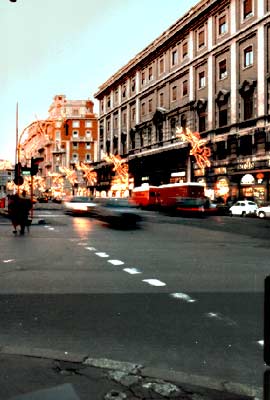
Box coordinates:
[21,95,98,193]
[94,0,270,202]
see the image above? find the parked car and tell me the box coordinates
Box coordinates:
[91,197,143,228]
[63,196,97,215]
[229,200,258,217]
[256,204,270,219]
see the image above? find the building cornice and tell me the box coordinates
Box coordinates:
[94,0,228,98]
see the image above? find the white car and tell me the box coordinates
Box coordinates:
[229,200,258,217]
[63,196,97,215]
[256,205,270,219]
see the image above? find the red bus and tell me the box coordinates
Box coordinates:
[131,182,205,210]
[131,185,159,208]
[158,183,205,208]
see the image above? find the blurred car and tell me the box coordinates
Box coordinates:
[91,197,143,227]
[229,200,258,217]
[37,196,49,203]
[63,196,97,215]
[256,204,270,219]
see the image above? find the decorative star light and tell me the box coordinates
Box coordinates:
[59,166,78,185]
[75,163,97,186]
[176,126,211,169]
[104,154,129,185]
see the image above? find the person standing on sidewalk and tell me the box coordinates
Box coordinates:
[18,190,32,235]
[8,191,32,235]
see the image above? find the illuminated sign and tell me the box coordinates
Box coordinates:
[241,174,255,185]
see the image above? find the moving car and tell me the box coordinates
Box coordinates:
[229,200,258,217]
[91,197,143,227]
[63,196,97,215]
[256,204,270,219]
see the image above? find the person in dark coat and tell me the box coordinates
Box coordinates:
[8,191,32,235]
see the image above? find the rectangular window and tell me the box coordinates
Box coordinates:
[114,90,119,104]
[198,112,206,132]
[85,154,91,161]
[182,80,188,96]
[131,107,136,121]
[159,93,164,107]
[131,78,136,92]
[72,154,78,161]
[219,59,227,79]
[72,130,79,138]
[171,49,178,66]
[198,71,206,88]
[86,130,92,139]
[55,131,61,140]
[243,0,253,19]
[182,41,188,59]
[148,99,153,113]
[159,58,164,74]
[244,94,253,120]
[148,66,153,81]
[141,102,146,116]
[172,86,177,101]
[244,46,253,67]
[107,97,111,109]
[73,142,78,148]
[122,85,126,98]
[85,120,92,128]
[123,112,127,125]
[72,121,80,128]
[101,100,104,112]
[219,108,228,127]
[141,71,146,85]
[218,15,227,35]
[86,142,91,149]
[198,29,205,49]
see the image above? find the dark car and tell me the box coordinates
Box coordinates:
[91,197,143,228]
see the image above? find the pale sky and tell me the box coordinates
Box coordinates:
[0,0,198,163]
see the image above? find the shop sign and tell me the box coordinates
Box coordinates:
[214,167,227,175]
[215,177,230,196]
[240,174,255,185]
[171,172,186,177]
[237,161,255,170]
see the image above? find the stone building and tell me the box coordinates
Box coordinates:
[94,0,270,202]
[21,95,98,194]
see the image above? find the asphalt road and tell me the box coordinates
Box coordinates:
[0,208,268,392]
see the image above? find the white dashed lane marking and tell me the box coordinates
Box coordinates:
[2,259,15,263]
[123,268,142,275]
[108,260,124,266]
[142,279,166,287]
[257,340,264,347]
[170,293,196,303]
[85,247,97,251]
[206,312,237,326]
[95,252,109,258]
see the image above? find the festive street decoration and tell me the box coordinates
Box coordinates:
[104,154,129,185]
[59,166,78,186]
[76,162,97,186]
[176,126,211,169]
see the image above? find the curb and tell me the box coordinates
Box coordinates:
[0,345,261,399]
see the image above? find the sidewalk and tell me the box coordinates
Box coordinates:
[0,346,260,400]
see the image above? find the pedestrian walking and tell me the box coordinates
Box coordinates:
[8,191,32,235]
[8,194,20,234]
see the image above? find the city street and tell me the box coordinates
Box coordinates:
[0,207,268,394]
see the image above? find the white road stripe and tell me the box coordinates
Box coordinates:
[123,268,142,275]
[170,293,196,303]
[142,279,166,287]
[206,312,237,326]
[77,242,88,246]
[257,340,264,347]
[85,247,97,251]
[95,252,109,258]
[2,259,15,263]
[108,260,124,266]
